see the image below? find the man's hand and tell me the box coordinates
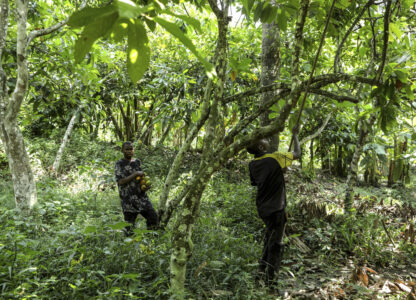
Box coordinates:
[134,171,144,177]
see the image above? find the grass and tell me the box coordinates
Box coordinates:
[0,135,415,299]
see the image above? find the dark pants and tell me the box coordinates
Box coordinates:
[259,210,286,284]
[123,200,159,233]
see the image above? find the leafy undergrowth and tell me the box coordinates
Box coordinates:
[0,140,415,299]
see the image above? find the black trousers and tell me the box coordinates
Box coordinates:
[123,200,159,231]
[259,210,286,283]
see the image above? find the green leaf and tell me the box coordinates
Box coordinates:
[394,69,408,83]
[335,0,350,9]
[84,225,97,233]
[266,6,278,23]
[108,221,131,230]
[116,0,146,19]
[154,17,214,77]
[405,85,414,100]
[277,8,288,31]
[111,20,128,42]
[390,23,403,39]
[74,12,118,63]
[253,2,264,22]
[122,273,139,279]
[127,19,151,83]
[260,3,272,23]
[358,46,367,58]
[161,11,202,34]
[373,143,386,156]
[334,100,355,108]
[144,18,156,32]
[68,5,118,28]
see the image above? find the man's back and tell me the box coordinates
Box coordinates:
[249,152,293,218]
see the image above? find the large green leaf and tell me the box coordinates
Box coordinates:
[74,12,119,63]
[161,11,202,33]
[107,221,131,230]
[68,5,118,28]
[111,19,129,42]
[154,17,214,77]
[127,20,151,83]
[116,0,147,19]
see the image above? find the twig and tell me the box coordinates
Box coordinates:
[27,0,87,44]
[381,218,396,247]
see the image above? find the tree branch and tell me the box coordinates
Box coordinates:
[376,0,392,81]
[223,73,380,103]
[0,0,10,120]
[290,0,310,79]
[334,0,374,73]
[309,88,360,103]
[223,82,288,103]
[300,112,332,145]
[27,0,87,44]
[7,0,29,122]
[368,6,378,59]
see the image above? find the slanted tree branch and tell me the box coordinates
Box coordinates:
[27,1,87,44]
[7,0,29,122]
[334,0,374,73]
[368,7,378,59]
[291,0,310,79]
[376,0,392,81]
[300,112,332,145]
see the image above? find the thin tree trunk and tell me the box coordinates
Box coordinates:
[92,112,100,139]
[344,114,376,212]
[157,120,173,147]
[104,104,123,140]
[52,108,80,173]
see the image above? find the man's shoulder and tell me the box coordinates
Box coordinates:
[115,159,125,165]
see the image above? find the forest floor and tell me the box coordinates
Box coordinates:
[278,170,416,299]
[0,140,415,299]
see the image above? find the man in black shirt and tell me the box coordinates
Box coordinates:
[115,142,158,235]
[246,127,301,287]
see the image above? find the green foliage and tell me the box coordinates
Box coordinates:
[1,136,415,298]
[68,1,213,83]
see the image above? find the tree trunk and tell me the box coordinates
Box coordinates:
[0,0,37,210]
[92,111,100,140]
[104,104,123,140]
[52,108,80,173]
[170,167,210,298]
[344,114,376,212]
[1,121,37,210]
[260,19,280,151]
[157,120,172,147]
[168,0,230,296]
